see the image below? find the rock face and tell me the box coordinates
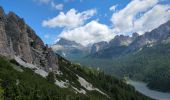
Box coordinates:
[57,38,83,47]
[0,7,58,72]
[51,38,88,58]
[89,21,170,58]
[109,35,133,47]
[132,32,139,39]
[127,20,170,52]
[0,7,13,57]
[90,41,108,54]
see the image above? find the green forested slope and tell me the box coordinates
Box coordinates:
[0,56,150,100]
[72,42,170,92]
[109,43,170,92]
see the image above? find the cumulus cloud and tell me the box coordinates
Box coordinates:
[110,4,118,11]
[34,0,51,4]
[42,8,96,28]
[58,21,115,46]
[111,0,160,34]
[34,0,64,10]
[42,0,170,45]
[51,1,63,10]
[134,4,170,34]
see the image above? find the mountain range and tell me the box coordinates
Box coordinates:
[0,6,151,100]
[52,18,170,92]
[53,20,170,59]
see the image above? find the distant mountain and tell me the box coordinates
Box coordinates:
[109,35,133,47]
[56,38,83,46]
[90,41,108,54]
[90,21,170,58]
[126,20,170,52]
[51,38,89,59]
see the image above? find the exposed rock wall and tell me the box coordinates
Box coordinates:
[0,7,58,72]
[0,7,13,57]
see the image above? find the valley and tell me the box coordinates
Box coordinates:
[53,20,170,99]
[1,0,170,99]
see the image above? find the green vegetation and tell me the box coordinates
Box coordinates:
[76,43,170,92]
[0,79,4,100]
[90,46,127,58]
[46,72,55,84]
[0,57,88,100]
[109,43,170,92]
[0,56,150,100]
[58,55,151,100]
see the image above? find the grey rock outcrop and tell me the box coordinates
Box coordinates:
[90,41,108,54]
[90,20,170,58]
[0,7,58,72]
[52,38,88,58]
[127,20,170,52]
[109,35,133,47]
[0,7,13,58]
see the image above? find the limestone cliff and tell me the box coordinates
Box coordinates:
[0,7,58,72]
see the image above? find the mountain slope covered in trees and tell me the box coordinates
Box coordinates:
[0,56,151,100]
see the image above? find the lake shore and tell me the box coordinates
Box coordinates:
[128,80,170,100]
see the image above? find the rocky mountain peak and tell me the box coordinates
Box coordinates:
[90,41,108,54]
[109,35,133,46]
[57,38,82,47]
[0,6,5,16]
[132,32,139,39]
[127,20,170,52]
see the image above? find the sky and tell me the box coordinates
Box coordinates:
[0,0,170,46]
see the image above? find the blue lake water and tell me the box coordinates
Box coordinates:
[129,80,170,100]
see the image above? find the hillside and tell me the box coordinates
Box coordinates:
[0,6,151,100]
[110,42,170,92]
[75,41,170,92]
[0,56,151,100]
[69,20,170,92]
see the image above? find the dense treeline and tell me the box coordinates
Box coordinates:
[72,43,170,92]
[0,56,150,100]
[58,55,151,100]
[0,57,88,100]
[108,43,170,92]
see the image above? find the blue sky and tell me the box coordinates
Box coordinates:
[0,0,170,45]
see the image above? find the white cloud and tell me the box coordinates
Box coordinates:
[110,4,118,11]
[111,0,160,34]
[44,34,50,39]
[34,0,51,4]
[51,1,63,10]
[34,0,64,10]
[58,21,115,46]
[134,4,170,34]
[42,8,96,29]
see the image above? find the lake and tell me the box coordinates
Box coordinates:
[129,80,170,100]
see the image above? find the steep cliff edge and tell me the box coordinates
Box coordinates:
[0,7,58,73]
